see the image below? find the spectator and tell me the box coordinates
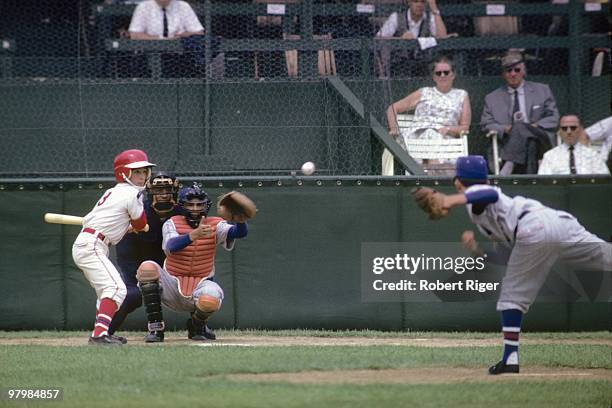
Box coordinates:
[376,0,447,40]
[538,114,610,175]
[481,51,560,175]
[386,56,471,169]
[375,0,449,78]
[583,115,612,167]
[100,1,147,40]
[127,0,225,78]
[128,0,204,40]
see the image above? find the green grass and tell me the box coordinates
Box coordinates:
[0,332,610,408]
[1,329,610,339]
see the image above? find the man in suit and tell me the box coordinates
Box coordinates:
[481,51,560,174]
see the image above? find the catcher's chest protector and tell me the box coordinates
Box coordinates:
[166,216,222,297]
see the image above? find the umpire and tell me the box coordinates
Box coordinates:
[107,172,179,342]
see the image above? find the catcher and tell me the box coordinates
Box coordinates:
[412,155,612,374]
[135,184,255,341]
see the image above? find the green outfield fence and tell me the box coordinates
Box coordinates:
[0,1,610,332]
[0,176,610,331]
[0,0,610,177]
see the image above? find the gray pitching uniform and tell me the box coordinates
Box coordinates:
[465,184,612,313]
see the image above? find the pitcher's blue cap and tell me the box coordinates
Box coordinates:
[456,155,488,181]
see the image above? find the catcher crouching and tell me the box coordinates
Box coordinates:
[136,184,255,341]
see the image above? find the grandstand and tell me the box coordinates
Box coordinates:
[0,0,609,177]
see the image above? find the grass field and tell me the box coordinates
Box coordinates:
[1,330,610,408]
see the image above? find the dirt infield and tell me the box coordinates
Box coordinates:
[1,334,611,348]
[224,367,612,385]
[3,334,609,385]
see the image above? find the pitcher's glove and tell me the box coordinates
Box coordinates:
[217,191,257,222]
[411,187,449,220]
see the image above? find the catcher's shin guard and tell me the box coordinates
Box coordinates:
[137,262,165,338]
[140,281,165,334]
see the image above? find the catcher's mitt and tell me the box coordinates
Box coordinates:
[217,191,257,222]
[411,187,448,220]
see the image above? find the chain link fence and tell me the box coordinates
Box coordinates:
[0,0,609,177]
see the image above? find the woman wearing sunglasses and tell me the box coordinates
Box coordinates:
[386,55,471,169]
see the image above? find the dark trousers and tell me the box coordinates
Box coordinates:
[108,262,143,334]
[500,122,552,174]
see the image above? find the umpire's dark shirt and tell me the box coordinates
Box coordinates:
[115,200,176,285]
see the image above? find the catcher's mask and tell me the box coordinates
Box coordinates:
[147,172,179,217]
[178,184,212,228]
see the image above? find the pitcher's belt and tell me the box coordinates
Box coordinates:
[513,210,531,240]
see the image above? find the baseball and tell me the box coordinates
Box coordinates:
[301,161,316,176]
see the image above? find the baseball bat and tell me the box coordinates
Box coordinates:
[44,213,83,226]
[43,213,150,232]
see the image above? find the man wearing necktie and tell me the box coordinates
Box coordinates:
[538,114,610,175]
[128,0,207,77]
[162,7,168,38]
[129,0,204,40]
[481,51,560,175]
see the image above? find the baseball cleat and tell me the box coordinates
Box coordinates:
[88,334,123,346]
[195,325,216,341]
[186,319,216,341]
[488,360,519,375]
[109,334,128,344]
[144,331,164,343]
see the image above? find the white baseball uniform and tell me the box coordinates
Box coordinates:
[72,183,147,307]
[465,184,612,313]
[141,218,234,312]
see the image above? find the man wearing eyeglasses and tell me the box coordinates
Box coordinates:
[481,51,560,175]
[538,115,610,175]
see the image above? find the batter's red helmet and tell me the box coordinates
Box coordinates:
[113,149,156,183]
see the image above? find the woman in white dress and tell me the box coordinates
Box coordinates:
[385,56,471,170]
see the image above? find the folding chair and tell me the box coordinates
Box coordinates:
[486,130,501,175]
[382,114,469,175]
